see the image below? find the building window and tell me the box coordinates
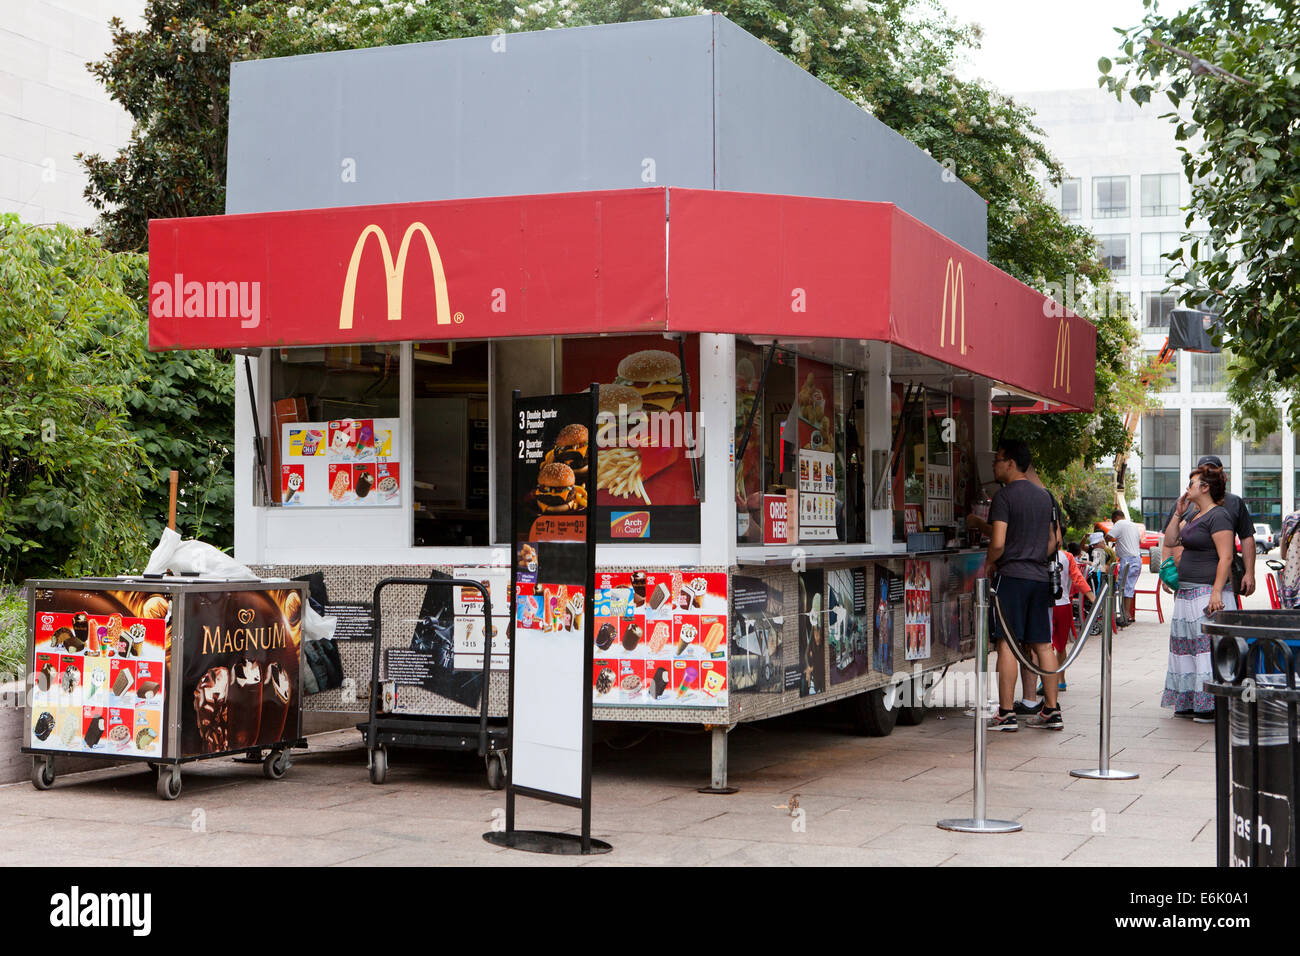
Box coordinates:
[1099,234,1129,275]
[1143,292,1177,330]
[1141,409,1180,531]
[1141,232,1181,276]
[1094,176,1129,218]
[1144,350,1177,392]
[1243,431,1282,534]
[1060,178,1082,220]
[1141,173,1181,216]
[1191,409,1231,464]
[1189,351,1225,392]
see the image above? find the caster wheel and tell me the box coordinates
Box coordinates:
[369,746,387,785]
[31,756,55,791]
[156,766,182,800]
[485,752,507,791]
[263,750,290,780]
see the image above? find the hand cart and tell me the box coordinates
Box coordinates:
[358,577,509,789]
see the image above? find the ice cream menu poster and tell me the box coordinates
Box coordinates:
[280,417,401,508]
[592,569,728,709]
[925,463,953,527]
[30,589,167,758]
[452,566,511,672]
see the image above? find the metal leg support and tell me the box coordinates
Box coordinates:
[698,724,739,794]
[1072,566,1139,781]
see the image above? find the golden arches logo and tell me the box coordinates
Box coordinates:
[339,222,452,330]
[940,258,966,355]
[1053,319,1071,393]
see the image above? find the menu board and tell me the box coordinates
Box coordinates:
[510,390,596,802]
[561,334,700,543]
[280,417,401,507]
[592,569,728,708]
[30,590,167,759]
[452,566,511,672]
[795,357,836,541]
[925,463,953,527]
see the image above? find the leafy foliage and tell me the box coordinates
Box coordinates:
[1104,0,1300,437]
[0,214,233,580]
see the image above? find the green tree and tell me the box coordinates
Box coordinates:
[0,215,150,579]
[1103,0,1300,437]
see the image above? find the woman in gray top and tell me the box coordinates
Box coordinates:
[1160,464,1234,720]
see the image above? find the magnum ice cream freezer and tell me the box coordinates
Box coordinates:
[23,577,308,799]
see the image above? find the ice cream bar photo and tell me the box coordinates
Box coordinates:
[649,582,670,610]
[136,681,160,700]
[262,662,292,742]
[195,666,230,752]
[622,623,643,652]
[112,669,134,697]
[83,715,104,748]
[228,659,264,749]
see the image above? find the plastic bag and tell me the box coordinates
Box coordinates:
[143,528,257,579]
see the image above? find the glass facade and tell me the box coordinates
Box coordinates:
[1061,178,1081,219]
[1141,232,1180,275]
[1144,350,1177,392]
[1192,409,1231,464]
[1189,351,1225,392]
[1099,234,1129,275]
[1141,409,1180,530]
[1243,431,1282,533]
[1144,292,1177,330]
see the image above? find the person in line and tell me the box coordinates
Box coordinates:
[1280,507,1300,609]
[1161,463,1234,722]
[1107,508,1144,627]
[1040,542,1095,694]
[1166,455,1256,607]
[984,439,1063,732]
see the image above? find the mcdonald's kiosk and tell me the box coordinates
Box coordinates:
[144,18,1097,788]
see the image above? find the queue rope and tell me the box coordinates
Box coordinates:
[989,579,1112,678]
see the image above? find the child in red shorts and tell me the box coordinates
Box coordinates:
[1049,546,1094,691]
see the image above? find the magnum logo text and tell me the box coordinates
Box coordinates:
[940,257,966,355]
[339,222,452,330]
[1053,318,1071,393]
[201,616,287,655]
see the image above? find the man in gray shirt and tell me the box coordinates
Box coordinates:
[986,439,1063,732]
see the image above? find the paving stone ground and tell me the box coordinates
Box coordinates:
[0,565,1253,866]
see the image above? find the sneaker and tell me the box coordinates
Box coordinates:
[1192,712,1215,724]
[987,710,1018,732]
[1026,707,1064,731]
[1174,709,1195,719]
[1013,699,1043,716]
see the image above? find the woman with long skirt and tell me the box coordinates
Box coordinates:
[1160,463,1234,722]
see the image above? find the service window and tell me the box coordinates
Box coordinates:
[555,334,702,544]
[411,341,491,546]
[268,345,401,507]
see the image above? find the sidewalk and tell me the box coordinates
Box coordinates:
[0,570,1225,866]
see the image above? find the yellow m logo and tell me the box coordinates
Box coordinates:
[940,258,966,355]
[339,222,451,330]
[1053,319,1071,393]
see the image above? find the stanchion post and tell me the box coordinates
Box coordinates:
[1071,567,1139,781]
[938,577,1022,833]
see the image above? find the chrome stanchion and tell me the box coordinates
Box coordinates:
[1071,565,1139,781]
[938,577,1022,833]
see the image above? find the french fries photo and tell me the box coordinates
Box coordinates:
[597,448,651,505]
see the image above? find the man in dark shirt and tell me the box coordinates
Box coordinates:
[1165,455,1256,604]
[986,439,1063,732]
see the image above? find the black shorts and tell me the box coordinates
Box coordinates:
[992,574,1053,644]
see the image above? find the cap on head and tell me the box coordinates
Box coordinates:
[1197,455,1223,469]
[1088,532,1104,545]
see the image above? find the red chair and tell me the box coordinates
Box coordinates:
[1133,581,1164,622]
[1267,573,1281,609]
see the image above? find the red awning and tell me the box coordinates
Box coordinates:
[147,187,1094,410]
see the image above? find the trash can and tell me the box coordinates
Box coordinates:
[1203,610,1300,867]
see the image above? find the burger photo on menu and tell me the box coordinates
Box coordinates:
[534,462,585,515]
[549,424,589,479]
[613,349,683,413]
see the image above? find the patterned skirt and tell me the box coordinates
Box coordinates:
[1160,583,1231,713]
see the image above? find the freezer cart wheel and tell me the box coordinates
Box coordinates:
[156,766,182,800]
[263,750,290,780]
[31,756,55,791]
[369,746,387,785]
[485,752,507,791]
[848,688,897,737]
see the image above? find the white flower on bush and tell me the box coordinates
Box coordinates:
[791,26,810,53]
[286,5,302,16]
[510,17,522,27]
[775,20,788,33]
[905,76,924,95]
